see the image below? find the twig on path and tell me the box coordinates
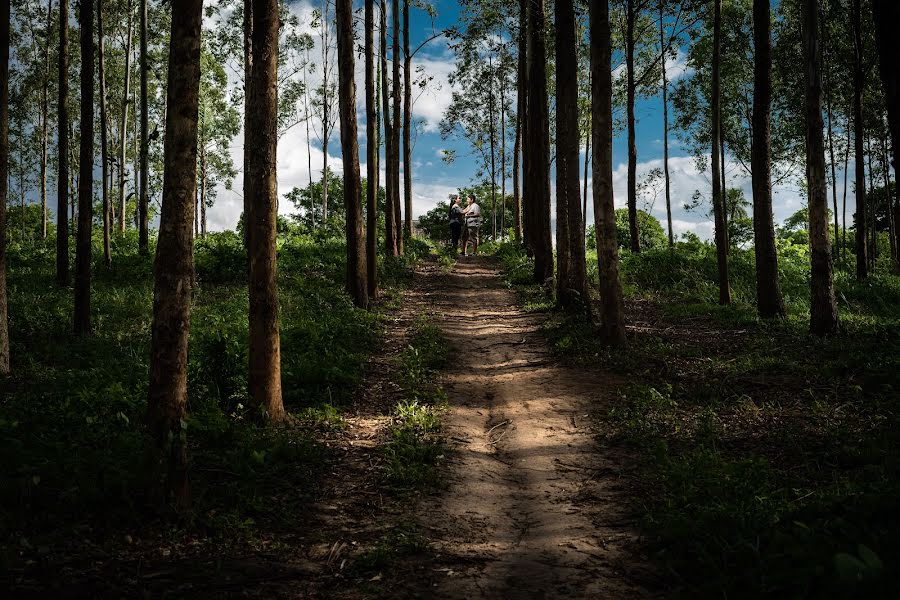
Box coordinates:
[485,420,510,437]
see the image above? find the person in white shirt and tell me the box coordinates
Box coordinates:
[461,194,482,256]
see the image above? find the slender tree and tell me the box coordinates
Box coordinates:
[139,0,149,253]
[246,0,285,422]
[873,0,900,263]
[851,0,868,278]
[526,0,553,283]
[0,0,10,374]
[402,0,412,239]
[803,0,838,334]
[381,0,399,256]
[392,0,404,254]
[591,0,625,344]
[556,0,589,308]
[751,0,784,318]
[148,0,204,511]
[56,0,69,287]
[625,0,640,252]
[74,0,94,335]
[99,0,112,268]
[118,0,133,235]
[336,0,368,307]
[365,0,379,296]
[660,0,673,247]
[710,0,730,305]
[515,0,527,245]
[40,0,53,239]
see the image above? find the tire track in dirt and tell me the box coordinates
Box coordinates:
[415,256,657,599]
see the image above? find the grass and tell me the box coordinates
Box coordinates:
[0,226,412,574]
[490,238,900,598]
[383,315,449,491]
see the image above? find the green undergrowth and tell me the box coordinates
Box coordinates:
[493,239,900,598]
[0,227,419,571]
[383,315,448,492]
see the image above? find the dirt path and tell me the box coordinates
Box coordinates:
[415,256,656,599]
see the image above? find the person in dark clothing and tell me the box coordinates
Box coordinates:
[449,195,463,250]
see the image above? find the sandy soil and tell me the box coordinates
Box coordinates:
[412,256,657,599]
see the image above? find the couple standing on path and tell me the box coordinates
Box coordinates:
[449,194,482,256]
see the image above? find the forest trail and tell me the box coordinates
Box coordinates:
[415,256,656,599]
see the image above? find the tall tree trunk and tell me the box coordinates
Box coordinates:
[365,0,379,295]
[337,0,368,308]
[843,114,850,267]
[590,0,625,344]
[99,0,111,268]
[0,0,10,373]
[823,1,840,249]
[514,0,526,244]
[246,0,285,423]
[200,144,207,238]
[626,0,639,252]
[40,0,52,240]
[500,73,507,240]
[660,0,673,247]
[402,0,412,239]
[527,0,553,283]
[711,0,730,305]
[148,0,204,511]
[321,5,330,224]
[303,45,313,223]
[139,0,149,253]
[556,0,589,309]
[874,1,900,266]
[751,0,784,318]
[488,53,498,241]
[851,0,868,278]
[803,0,838,335]
[881,134,897,269]
[119,0,133,235]
[74,0,94,335]
[866,136,876,268]
[381,1,398,256]
[392,0,403,254]
[57,0,70,287]
[243,2,252,252]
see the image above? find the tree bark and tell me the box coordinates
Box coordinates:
[660,0,673,247]
[392,0,403,254]
[139,0,149,253]
[591,0,625,344]
[57,0,70,287]
[148,0,203,512]
[366,0,379,295]
[526,0,553,284]
[74,0,94,335]
[246,0,285,422]
[710,0,730,305]
[556,0,589,309]
[40,0,52,240]
[626,0,640,252]
[381,1,398,256]
[514,0,526,244]
[500,72,507,240]
[751,0,784,318]
[0,0,10,373]
[243,2,252,252]
[823,1,840,250]
[99,0,111,268]
[851,0,868,279]
[488,53,498,241]
[337,0,368,308]
[321,5,331,224]
[119,0,133,235]
[803,0,838,335]
[402,0,412,239]
[200,144,207,238]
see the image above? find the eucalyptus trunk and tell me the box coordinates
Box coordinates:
[366,0,379,295]
[148,0,204,511]
[74,0,94,335]
[751,0,784,318]
[139,0,149,253]
[710,0,730,305]
[392,0,403,254]
[0,0,11,373]
[119,0,133,235]
[851,0,868,279]
[590,0,625,344]
[625,0,640,252]
[402,0,412,239]
[555,0,589,309]
[803,0,838,335]
[99,0,111,268]
[56,0,70,287]
[660,0,673,247]
[246,0,286,422]
[381,1,398,256]
[526,0,553,283]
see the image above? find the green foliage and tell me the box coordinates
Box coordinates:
[587,209,667,253]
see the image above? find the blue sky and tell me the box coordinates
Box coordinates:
[212,0,815,240]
